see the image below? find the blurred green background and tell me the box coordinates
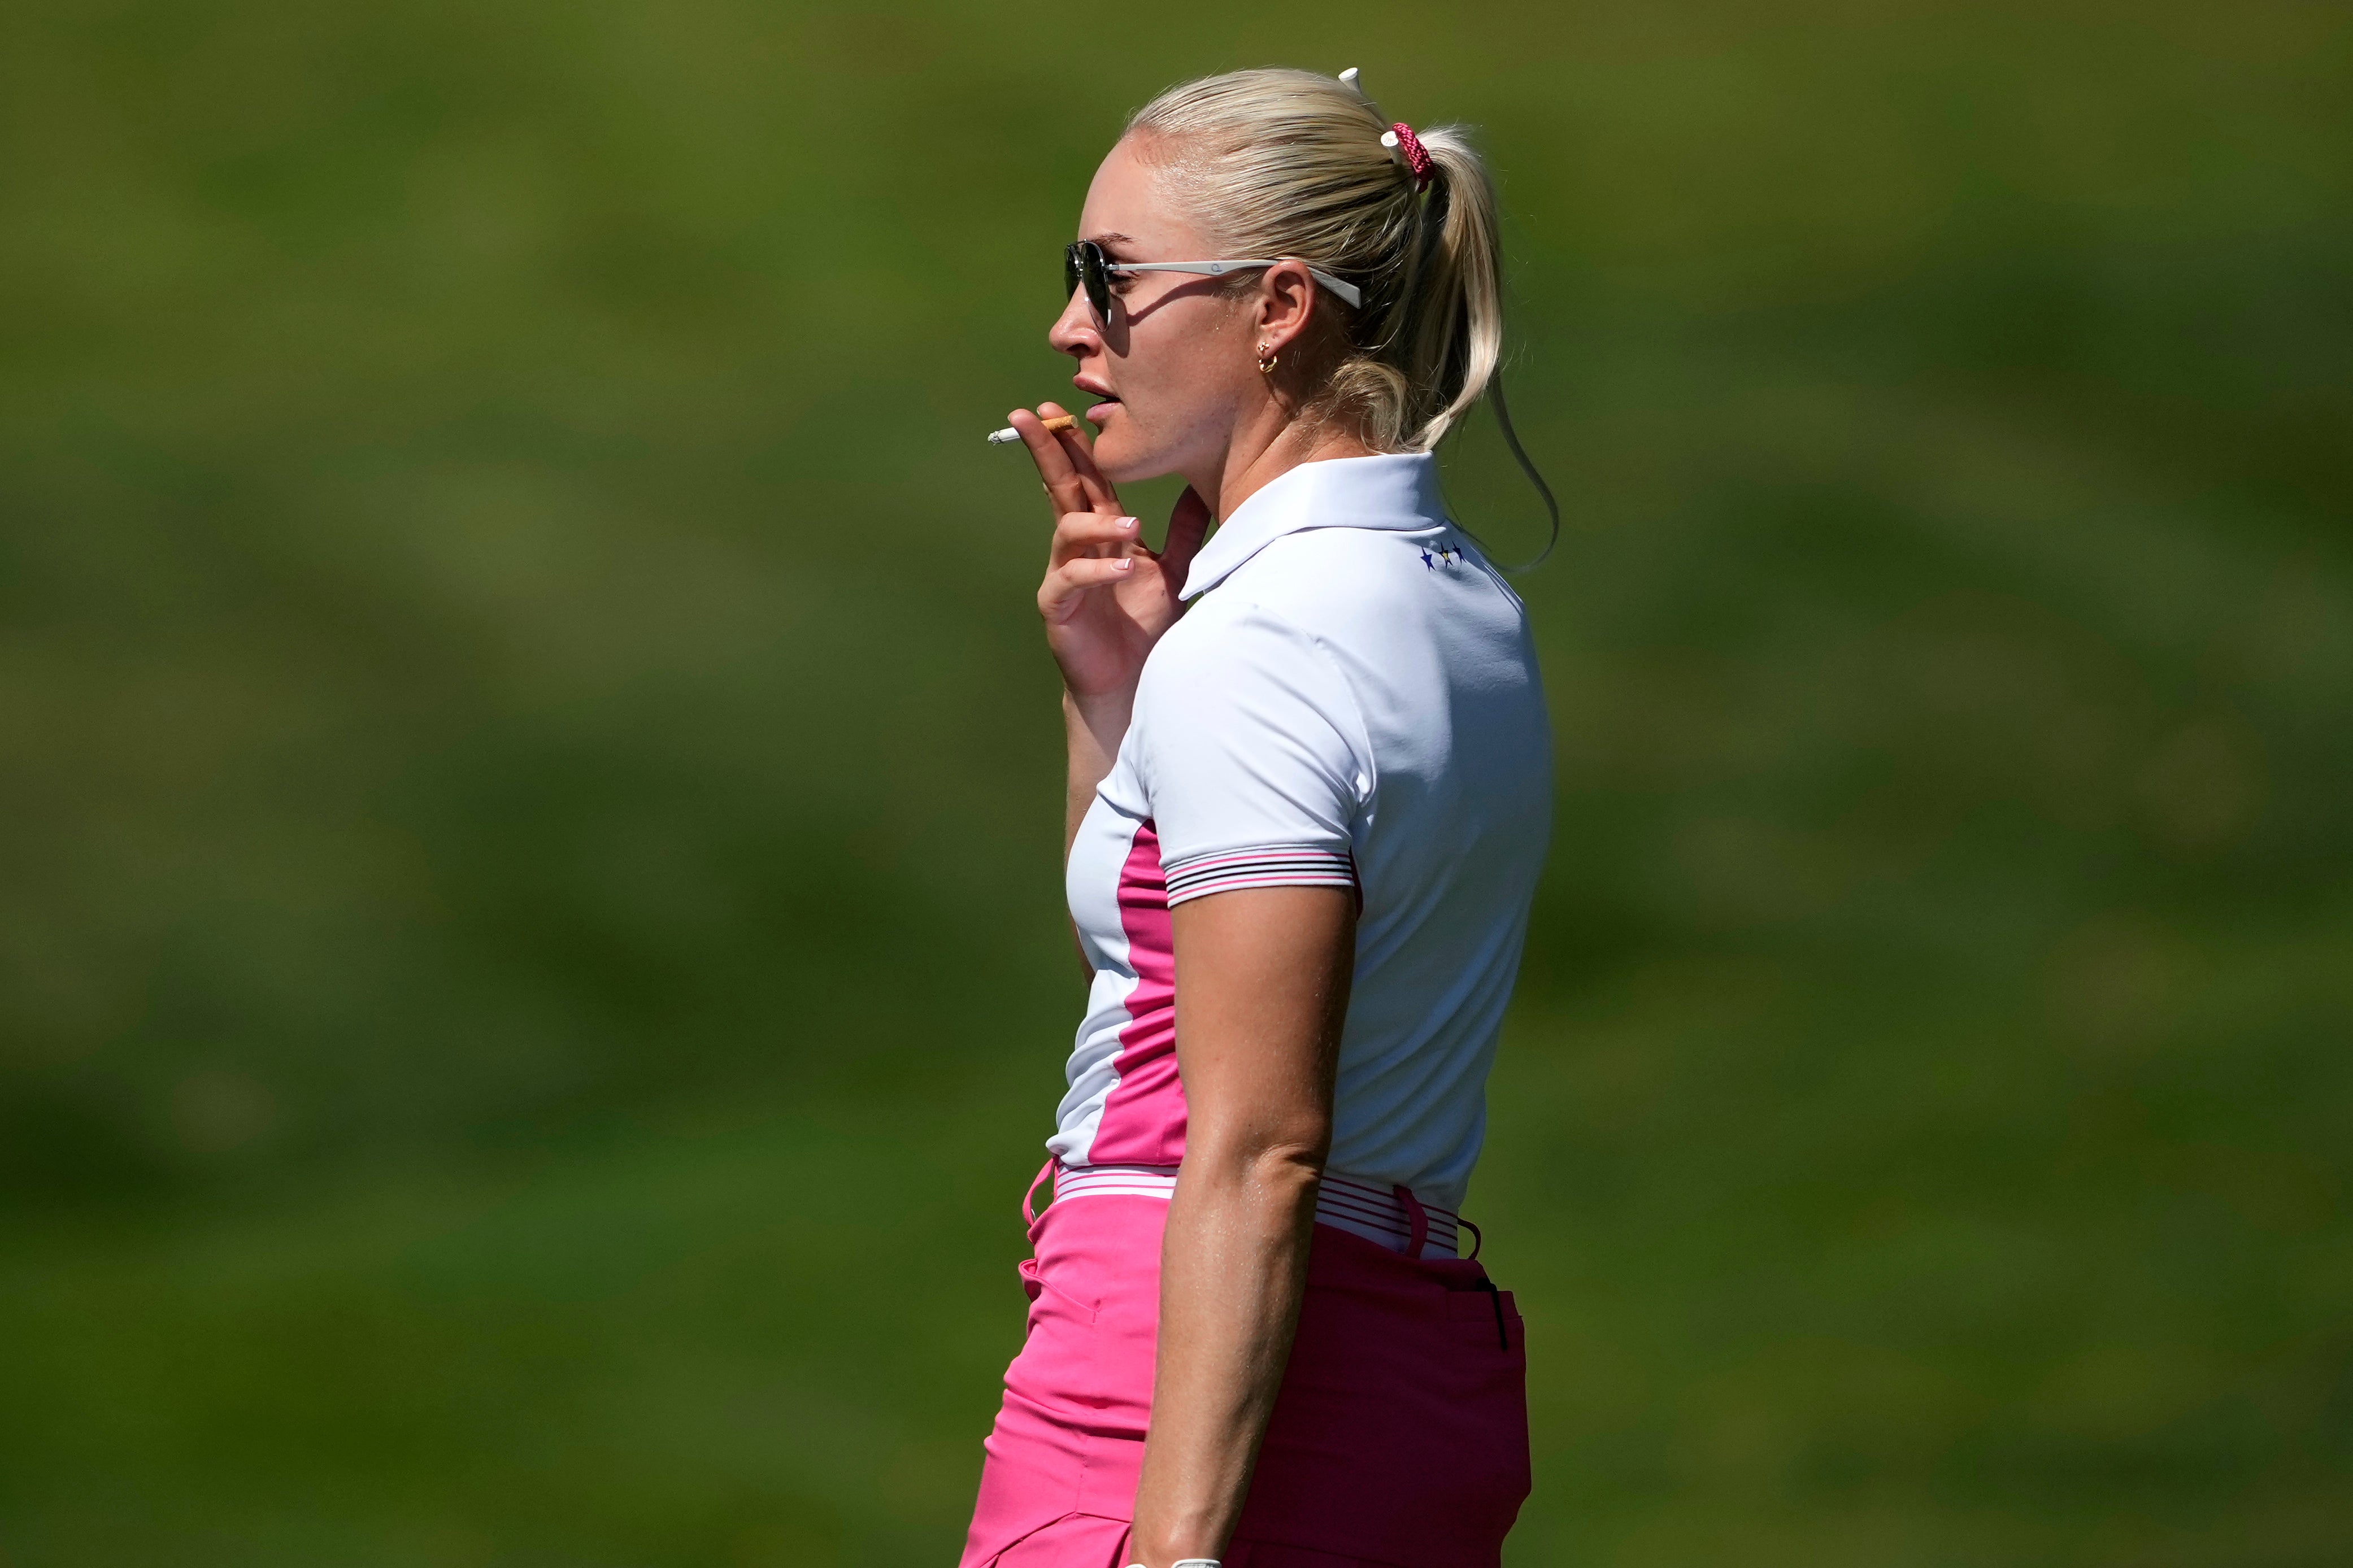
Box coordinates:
[2,0,2347,1562]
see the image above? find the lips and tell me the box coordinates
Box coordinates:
[1072,373,1120,423]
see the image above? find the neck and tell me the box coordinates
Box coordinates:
[1188,399,1377,524]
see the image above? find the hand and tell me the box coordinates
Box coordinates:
[1012,403,1210,703]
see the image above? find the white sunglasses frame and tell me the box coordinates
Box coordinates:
[1094,258,1363,311]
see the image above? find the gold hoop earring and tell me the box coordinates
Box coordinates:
[1258,346,1279,374]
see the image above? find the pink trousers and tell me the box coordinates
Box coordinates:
[959,1185,1529,1568]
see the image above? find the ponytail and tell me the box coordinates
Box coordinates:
[1127,69,1559,566]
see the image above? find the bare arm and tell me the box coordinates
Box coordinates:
[1128,884,1355,1568]
[1015,404,1211,853]
[1014,404,1208,966]
[1064,687,1131,853]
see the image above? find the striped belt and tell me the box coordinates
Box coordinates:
[1049,1162,1465,1260]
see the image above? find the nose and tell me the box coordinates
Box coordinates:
[1047,288,1098,360]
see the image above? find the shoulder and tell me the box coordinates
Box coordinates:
[1142,583,1331,691]
[1130,570,1369,760]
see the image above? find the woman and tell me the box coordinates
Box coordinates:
[963,67,1554,1568]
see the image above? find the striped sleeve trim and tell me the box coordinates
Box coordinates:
[1160,844,1358,907]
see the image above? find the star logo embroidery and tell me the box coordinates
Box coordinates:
[1419,548,1436,570]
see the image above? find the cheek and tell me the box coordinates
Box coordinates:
[1119,315,1236,413]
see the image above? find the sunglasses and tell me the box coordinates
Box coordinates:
[1063,239,1364,319]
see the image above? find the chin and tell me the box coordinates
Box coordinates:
[1087,427,1159,485]
[1089,413,1183,486]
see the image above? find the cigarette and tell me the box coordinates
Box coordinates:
[986,415,1078,445]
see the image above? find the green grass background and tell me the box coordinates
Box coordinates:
[2,1,2348,1562]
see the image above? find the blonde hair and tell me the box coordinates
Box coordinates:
[1125,67,1555,556]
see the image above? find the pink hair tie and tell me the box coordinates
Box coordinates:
[1386,122,1434,191]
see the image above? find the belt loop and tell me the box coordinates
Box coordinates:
[1392,1183,1430,1259]
[1022,1157,1057,1229]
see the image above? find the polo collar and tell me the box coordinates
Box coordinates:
[1178,452,1446,601]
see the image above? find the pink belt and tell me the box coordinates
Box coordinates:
[1027,1161,1475,1261]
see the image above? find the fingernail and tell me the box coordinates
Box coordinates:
[1114,558,1134,571]
[1116,517,1138,530]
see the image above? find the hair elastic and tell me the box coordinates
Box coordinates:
[1339,67,1428,190]
[1381,123,1434,191]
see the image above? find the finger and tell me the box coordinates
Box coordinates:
[1033,401,1121,517]
[1159,485,1213,590]
[1009,407,1092,519]
[1050,511,1142,564]
[1046,412,1122,516]
[1037,555,1138,619]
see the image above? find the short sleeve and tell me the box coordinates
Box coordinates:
[1131,605,1371,907]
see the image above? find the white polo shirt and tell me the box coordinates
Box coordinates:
[1049,452,1551,1213]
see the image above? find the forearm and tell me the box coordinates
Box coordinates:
[1129,1145,1323,1567]
[1064,687,1133,853]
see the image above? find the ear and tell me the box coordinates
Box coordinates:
[1252,259,1319,357]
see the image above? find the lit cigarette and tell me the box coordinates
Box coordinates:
[986,415,1078,445]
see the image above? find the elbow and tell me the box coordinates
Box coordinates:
[1186,1125,1331,1194]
